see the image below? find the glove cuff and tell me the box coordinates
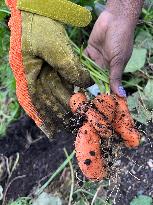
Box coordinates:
[17,0,92,27]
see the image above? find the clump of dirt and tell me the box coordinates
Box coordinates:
[0,115,152,205]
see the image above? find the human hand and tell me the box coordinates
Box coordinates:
[6,0,92,137]
[85,10,137,97]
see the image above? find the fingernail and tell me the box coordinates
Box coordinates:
[118,86,127,97]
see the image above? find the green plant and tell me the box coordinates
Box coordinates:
[0,1,21,136]
[130,195,153,205]
[8,197,32,205]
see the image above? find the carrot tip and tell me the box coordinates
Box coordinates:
[69,93,87,113]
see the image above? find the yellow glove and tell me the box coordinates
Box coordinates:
[6,0,92,137]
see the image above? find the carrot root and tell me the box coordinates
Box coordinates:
[75,122,107,180]
[68,92,87,113]
[113,95,140,148]
[69,92,140,181]
[93,94,116,122]
[86,108,112,138]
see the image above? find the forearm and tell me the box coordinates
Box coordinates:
[106,0,144,22]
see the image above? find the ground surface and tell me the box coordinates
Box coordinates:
[0,115,152,205]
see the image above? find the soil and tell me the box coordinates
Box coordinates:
[0,115,75,204]
[106,123,153,204]
[0,115,152,205]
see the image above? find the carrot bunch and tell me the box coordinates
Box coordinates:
[69,92,140,181]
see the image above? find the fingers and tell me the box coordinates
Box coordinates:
[33,64,73,137]
[85,44,127,97]
[85,44,126,97]
[85,43,127,97]
[40,65,72,109]
[85,44,106,68]
[109,63,127,97]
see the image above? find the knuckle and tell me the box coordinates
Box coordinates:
[110,55,124,70]
[109,76,122,83]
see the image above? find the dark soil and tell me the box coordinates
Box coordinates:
[107,124,153,204]
[0,115,75,204]
[0,115,152,205]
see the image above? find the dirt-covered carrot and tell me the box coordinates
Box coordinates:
[69,93,113,138]
[69,92,87,113]
[69,93,108,180]
[113,95,140,147]
[93,94,116,122]
[69,92,140,180]
[85,107,112,138]
[75,122,107,180]
[69,93,140,147]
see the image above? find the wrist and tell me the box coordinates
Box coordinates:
[106,0,144,23]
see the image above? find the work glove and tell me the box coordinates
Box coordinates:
[6,0,92,137]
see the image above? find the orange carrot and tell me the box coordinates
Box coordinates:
[93,94,116,122]
[75,122,107,180]
[68,92,87,113]
[69,93,108,180]
[86,107,112,138]
[113,95,140,147]
[69,93,113,138]
[69,92,140,181]
[69,94,140,147]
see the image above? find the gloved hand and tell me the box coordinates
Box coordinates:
[6,0,92,137]
[85,0,144,97]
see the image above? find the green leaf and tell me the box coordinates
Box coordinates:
[75,198,86,205]
[127,91,152,124]
[134,105,152,124]
[125,48,147,73]
[143,79,153,109]
[33,192,62,205]
[8,197,32,205]
[127,93,138,111]
[135,30,153,50]
[130,195,152,205]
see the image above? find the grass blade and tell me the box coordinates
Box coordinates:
[0,9,11,14]
[35,150,75,196]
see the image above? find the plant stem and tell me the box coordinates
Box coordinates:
[0,9,10,14]
[64,148,75,205]
[70,41,110,94]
